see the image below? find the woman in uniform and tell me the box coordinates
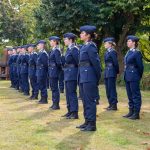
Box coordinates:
[76,25,101,131]
[48,36,62,110]
[103,37,119,111]
[62,32,79,119]
[123,35,144,120]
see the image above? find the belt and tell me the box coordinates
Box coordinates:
[79,62,91,67]
[106,63,113,67]
[64,64,77,68]
[124,65,136,69]
[22,63,28,66]
[29,65,36,68]
[48,63,56,67]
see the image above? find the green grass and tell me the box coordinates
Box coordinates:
[0,81,150,150]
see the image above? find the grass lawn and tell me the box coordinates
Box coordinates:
[0,81,150,150]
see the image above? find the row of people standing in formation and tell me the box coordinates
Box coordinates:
[7,25,144,132]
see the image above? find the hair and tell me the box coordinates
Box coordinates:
[85,32,96,40]
[134,41,138,48]
[68,38,75,43]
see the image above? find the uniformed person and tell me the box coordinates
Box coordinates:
[16,46,22,91]
[123,35,144,120]
[103,37,119,110]
[36,40,48,104]
[12,47,19,90]
[76,25,101,131]
[48,36,62,110]
[7,47,14,88]
[20,45,30,95]
[27,44,39,100]
[62,32,79,119]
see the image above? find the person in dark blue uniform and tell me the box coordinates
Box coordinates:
[20,45,30,95]
[16,46,22,91]
[27,44,39,100]
[12,47,19,90]
[76,25,101,131]
[7,47,14,88]
[36,40,48,104]
[123,35,144,120]
[62,32,79,119]
[103,37,119,110]
[58,50,65,93]
[48,36,62,110]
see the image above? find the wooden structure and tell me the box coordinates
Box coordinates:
[0,49,9,80]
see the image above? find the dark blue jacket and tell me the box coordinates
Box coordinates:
[48,47,61,78]
[12,54,18,73]
[64,44,79,81]
[16,54,22,75]
[124,49,144,82]
[20,54,29,74]
[104,48,119,78]
[79,41,101,84]
[28,52,38,77]
[8,55,14,73]
[36,50,48,77]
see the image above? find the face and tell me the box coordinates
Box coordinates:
[80,31,89,41]
[8,50,12,55]
[28,47,34,53]
[50,40,57,47]
[21,48,26,53]
[12,49,16,54]
[127,39,135,48]
[37,43,44,50]
[104,42,112,49]
[64,38,72,46]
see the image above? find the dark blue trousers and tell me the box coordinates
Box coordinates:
[29,76,39,96]
[104,77,118,105]
[9,66,14,86]
[37,76,48,99]
[50,78,60,103]
[125,81,142,113]
[21,73,29,94]
[80,82,97,122]
[65,81,78,113]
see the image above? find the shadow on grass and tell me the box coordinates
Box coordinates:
[12,103,41,111]
[55,131,94,150]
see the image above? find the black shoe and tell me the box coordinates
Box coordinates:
[128,113,140,120]
[60,90,64,93]
[123,109,134,118]
[76,121,88,129]
[28,95,34,100]
[38,101,48,104]
[66,112,78,119]
[61,112,71,117]
[49,102,54,109]
[107,104,117,111]
[96,99,99,105]
[31,95,38,100]
[104,105,111,110]
[80,122,96,131]
[51,103,60,110]
[24,93,30,96]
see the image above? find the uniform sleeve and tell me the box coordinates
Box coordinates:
[33,54,38,65]
[135,51,144,77]
[54,50,61,67]
[71,47,79,65]
[110,51,119,74]
[41,53,48,67]
[87,45,101,81]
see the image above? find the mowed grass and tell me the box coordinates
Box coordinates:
[0,81,150,150]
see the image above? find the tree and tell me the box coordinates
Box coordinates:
[34,0,150,73]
